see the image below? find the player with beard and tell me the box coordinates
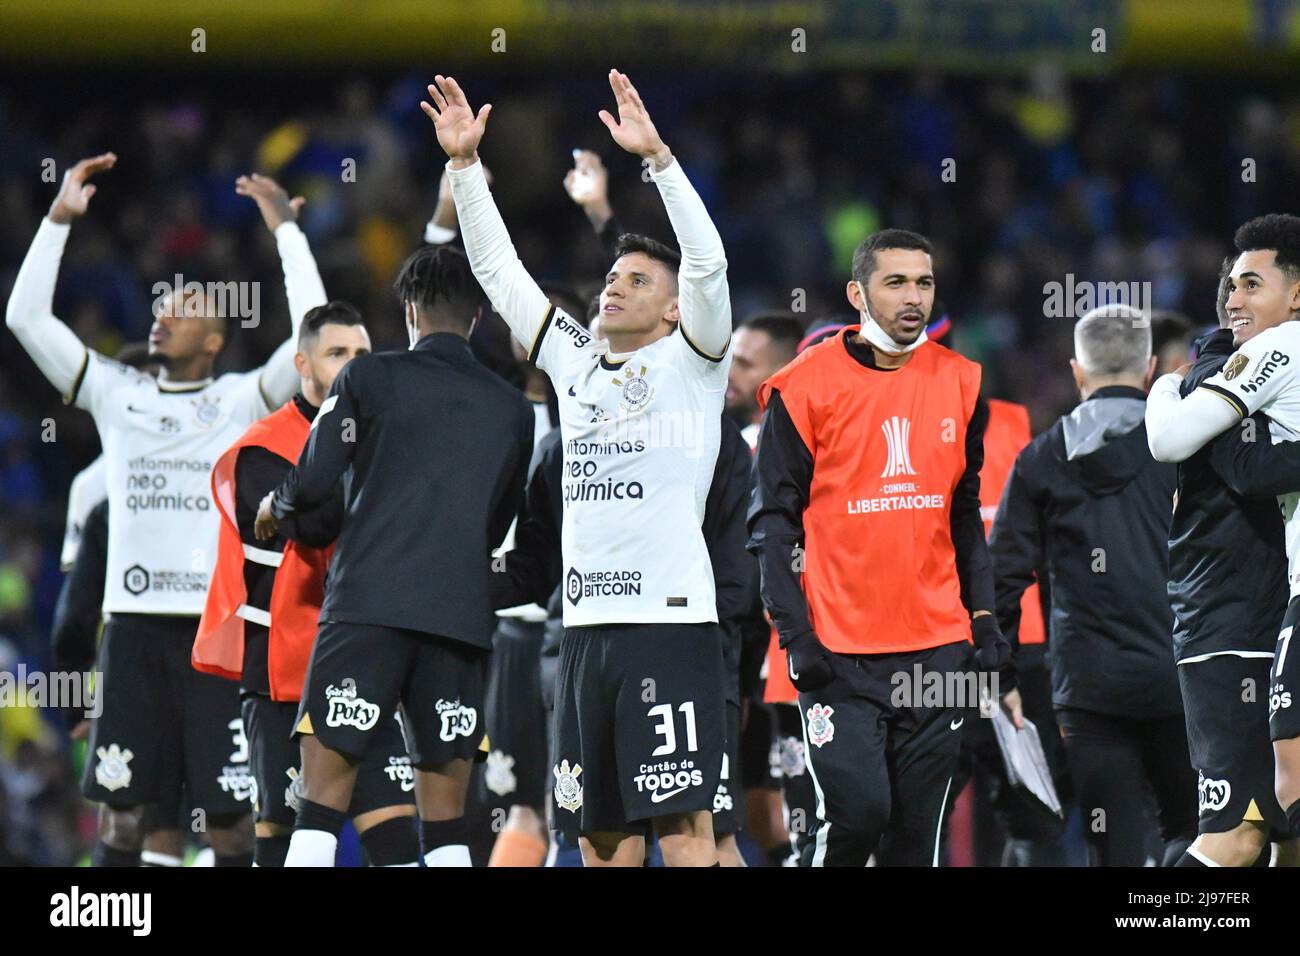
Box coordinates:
[1146,215,1300,866]
[7,156,325,866]
[748,229,1013,866]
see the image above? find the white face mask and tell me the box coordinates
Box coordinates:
[406,302,419,350]
[855,281,928,355]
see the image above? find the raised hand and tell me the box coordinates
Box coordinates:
[563,149,613,229]
[235,173,305,233]
[49,153,117,225]
[421,75,492,167]
[597,70,671,171]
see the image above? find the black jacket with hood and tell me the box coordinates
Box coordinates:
[989,385,1182,717]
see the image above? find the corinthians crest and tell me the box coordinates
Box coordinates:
[553,759,583,812]
[611,365,653,413]
[190,394,221,427]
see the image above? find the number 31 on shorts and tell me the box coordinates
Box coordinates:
[648,701,698,757]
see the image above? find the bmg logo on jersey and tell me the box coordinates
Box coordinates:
[1240,350,1291,395]
[635,759,704,803]
[565,566,643,604]
[324,678,380,731]
[555,312,591,349]
[436,698,478,741]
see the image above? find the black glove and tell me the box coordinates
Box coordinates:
[970,614,1011,671]
[784,631,834,692]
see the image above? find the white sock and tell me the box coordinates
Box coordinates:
[285,830,339,867]
[423,844,471,867]
[383,861,421,867]
[140,851,183,867]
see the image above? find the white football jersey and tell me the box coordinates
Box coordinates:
[73,353,274,614]
[536,310,727,626]
[1201,320,1300,596]
[60,455,106,570]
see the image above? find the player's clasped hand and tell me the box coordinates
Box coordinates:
[785,631,835,692]
[254,491,279,542]
[970,613,1011,671]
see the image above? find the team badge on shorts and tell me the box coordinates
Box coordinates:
[806,704,835,748]
[553,759,583,812]
[485,750,518,797]
[779,735,807,776]
[325,679,380,730]
[95,743,134,792]
[1197,771,1231,814]
[612,365,653,413]
[285,767,305,813]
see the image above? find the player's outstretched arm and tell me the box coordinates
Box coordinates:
[5,153,118,404]
[1145,373,1242,462]
[237,173,326,407]
[423,76,554,357]
[600,69,730,359]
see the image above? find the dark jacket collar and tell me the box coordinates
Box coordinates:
[1085,384,1148,402]
[292,392,319,422]
[412,331,475,358]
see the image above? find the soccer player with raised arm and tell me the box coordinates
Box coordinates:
[6,155,325,867]
[427,70,732,867]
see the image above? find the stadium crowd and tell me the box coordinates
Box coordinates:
[1,63,1298,864]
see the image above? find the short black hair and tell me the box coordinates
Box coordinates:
[298,300,365,349]
[851,229,933,283]
[613,233,681,277]
[1234,214,1300,286]
[393,245,484,330]
[1150,310,1193,356]
[739,312,804,359]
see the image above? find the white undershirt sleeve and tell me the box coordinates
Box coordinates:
[5,218,93,404]
[1145,372,1242,462]
[649,158,730,361]
[256,221,327,409]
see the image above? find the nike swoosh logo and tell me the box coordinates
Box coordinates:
[950,718,964,731]
[650,786,688,804]
[567,386,576,397]
[125,405,150,414]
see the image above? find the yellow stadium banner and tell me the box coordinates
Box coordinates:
[0,0,1294,70]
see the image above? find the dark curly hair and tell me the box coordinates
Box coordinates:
[393,245,484,331]
[1234,213,1300,286]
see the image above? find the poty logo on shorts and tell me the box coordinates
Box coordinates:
[324,679,380,731]
[564,566,643,604]
[806,703,835,748]
[436,698,477,741]
[634,759,704,803]
[1197,771,1231,814]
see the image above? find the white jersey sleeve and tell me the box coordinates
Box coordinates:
[446,159,592,383]
[648,158,731,362]
[1145,372,1241,463]
[5,219,96,404]
[254,222,328,409]
[1201,323,1300,418]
